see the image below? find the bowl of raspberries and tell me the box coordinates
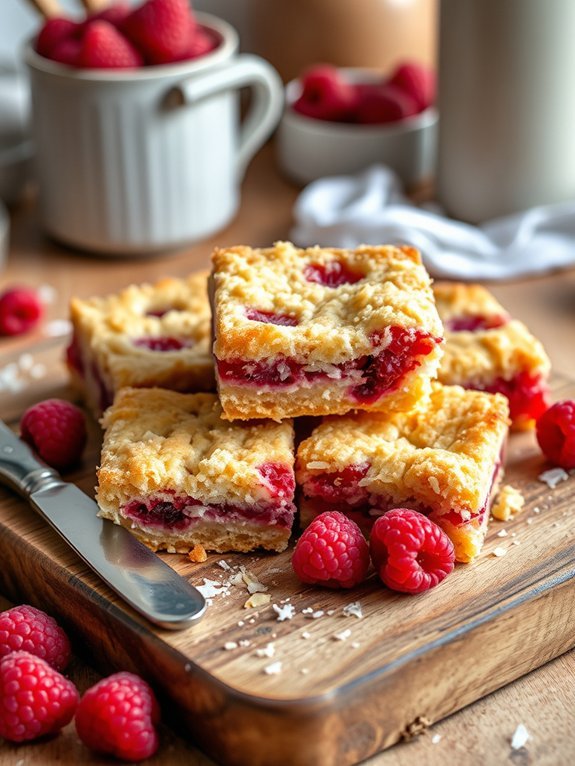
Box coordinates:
[277,62,437,187]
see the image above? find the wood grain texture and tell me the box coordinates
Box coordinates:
[1,343,574,766]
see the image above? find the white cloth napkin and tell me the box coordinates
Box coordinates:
[290,165,575,280]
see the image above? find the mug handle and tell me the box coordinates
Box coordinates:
[170,55,284,180]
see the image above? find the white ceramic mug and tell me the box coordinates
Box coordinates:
[437,0,575,223]
[24,13,283,254]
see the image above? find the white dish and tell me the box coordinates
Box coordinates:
[276,71,438,188]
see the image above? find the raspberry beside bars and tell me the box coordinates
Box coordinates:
[434,282,550,427]
[97,388,296,554]
[211,241,444,421]
[67,274,214,417]
[296,383,510,563]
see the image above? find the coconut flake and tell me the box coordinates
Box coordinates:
[273,603,295,622]
[333,629,352,642]
[538,467,569,489]
[492,547,507,557]
[255,643,275,658]
[343,601,363,619]
[511,724,529,750]
[223,641,238,651]
[263,661,282,675]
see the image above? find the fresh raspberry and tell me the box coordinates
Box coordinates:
[387,61,436,112]
[86,1,131,27]
[355,82,419,125]
[370,509,455,594]
[20,399,87,471]
[0,651,79,743]
[178,28,219,61]
[123,0,195,65]
[0,605,71,671]
[50,37,83,66]
[536,400,575,470]
[293,65,358,122]
[292,511,370,588]
[36,17,80,58]
[75,672,160,762]
[0,287,43,337]
[80,21,143,69]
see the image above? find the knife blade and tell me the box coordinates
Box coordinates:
[0,420,206,630]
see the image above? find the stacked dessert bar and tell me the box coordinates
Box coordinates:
[69,243,548,562]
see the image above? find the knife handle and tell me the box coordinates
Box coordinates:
[0,421,63,497]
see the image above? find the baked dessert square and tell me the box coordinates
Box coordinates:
[67,273,214,416]
[210,241,444,421]
[296,383,510,563]
[97,388,296,554]
[434,282,550,426]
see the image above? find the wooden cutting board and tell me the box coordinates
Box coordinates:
[1,336,575,766]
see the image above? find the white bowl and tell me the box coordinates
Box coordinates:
[276,71,438,188]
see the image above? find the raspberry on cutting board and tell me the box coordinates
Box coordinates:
[0,604,71,671]
[0,651,79,743]
[20,398,87,471]
[536,400,575,470]
[0,287,43,337]
[75,671,160,762]
[291,511,370,589]
[370,509,455,595]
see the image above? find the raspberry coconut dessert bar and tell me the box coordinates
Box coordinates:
[97,388,296,554]
[296,383,510,562]
[434,282,550,427]
[67,274,213,417]
[211,242,444,421]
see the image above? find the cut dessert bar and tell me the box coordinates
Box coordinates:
[296,383,510,563]
[97,388,296,554]
[210,241,444,421]
[434,282,550,426]
[67,273,214,417]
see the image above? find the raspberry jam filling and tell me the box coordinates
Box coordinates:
[245,308,299,327]
[132,336,190,351]
[467,371,549,421]
[445,314,509,332]
[304,261,363,288]
[257,462,296,498]
[123,494,295,531]
[66,334,84,376]
[217,326,440,403]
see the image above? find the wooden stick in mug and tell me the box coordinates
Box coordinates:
[22,0,63,18]
[78,0,111,13]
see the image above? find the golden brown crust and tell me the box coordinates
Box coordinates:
[433,282,550,387]
[69,273,214,415]
[211,241,443,364]
[296,383,509,518]
[98,388,294,506]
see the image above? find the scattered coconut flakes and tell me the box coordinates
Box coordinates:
[244,593,271,609]
[217,559,232,571]
[326,609,336,616]
[527,518,533,525]
[237,620,244,627]
[538,467,569,489]
[18,353,34,371]
[497,529,509,538]
[30,363,46,379]
[306,610,324,620]
[512,539,521,546]
[431,734,442,744]
[229,571,244,586]
[343,601,363,619]
[300,668,309,675]
[255,642,275,658]
[302,607,314,614]
[301,631,311,640]
[273,603,295,622]
[239,639,251,648]
[351,641,361,649]
[241,567,268,593]
[264,661,282,675]
[37,284,57,304]
[196,578,229,600]
[333,629,352,642]
[188,544,207,563]
[43,318,72,337]
[511,723,530,750]
[492,485,525,521]
[223,641,238,651]
[492,547,507,557]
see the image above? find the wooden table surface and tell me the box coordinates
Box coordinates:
[1,143,575,765]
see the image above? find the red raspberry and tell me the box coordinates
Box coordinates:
[123,0,195,65]
[80,21,143,69]
[370,509,455,594]
[50,37,83,66]
[536,400,575,470]
[0,287,43,337]
[0,651,78,743]
[86,1,131,27]
[75,672,160,762]
[0,605,71,671]
[387,61,436,112]
[355,82,419,125]
[293,65,358,122]
[20,398,87,471]
[36,17,80,58]
[292,511,370,588]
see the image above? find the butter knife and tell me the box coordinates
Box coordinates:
[0,420,206,630]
